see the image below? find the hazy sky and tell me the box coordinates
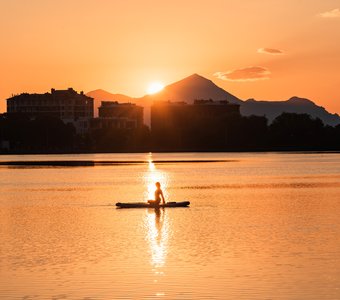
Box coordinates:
[1,0,340,113]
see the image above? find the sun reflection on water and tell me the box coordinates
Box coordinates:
[146,208,168,267]
[145,208,168,298]
[143,153,169,297]
[144,153,169,201]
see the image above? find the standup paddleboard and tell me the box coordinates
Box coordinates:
[116,201,190,209]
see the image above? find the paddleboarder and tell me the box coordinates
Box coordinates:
[148,182,166,205]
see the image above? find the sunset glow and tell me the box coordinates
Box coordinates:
[1,0,339,114]
[147,82,164,95]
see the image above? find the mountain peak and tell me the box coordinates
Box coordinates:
[185,73,207,80]
[173,73,215,86]
[288,96,314,105]
[154,74,242,104]
[88,88,105,93]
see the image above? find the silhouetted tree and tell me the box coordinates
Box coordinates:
[89,125,150,152]
[333,124,340,149]
[0,114,76,153]
[269,113,324,148]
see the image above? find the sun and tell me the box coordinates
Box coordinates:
[147,81,164,95]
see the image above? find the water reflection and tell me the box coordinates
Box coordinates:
[144,153,169,201]
[145,208,169,300]
[144,154,169,298]
[2,152,340,299]
[146,208,168,268]
[176,182,340,190]
[144,153,169,266]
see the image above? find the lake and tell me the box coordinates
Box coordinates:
[1,152,340,299]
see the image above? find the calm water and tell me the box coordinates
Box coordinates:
[1,152,340,300]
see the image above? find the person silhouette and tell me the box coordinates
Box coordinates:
[148,182,166,206]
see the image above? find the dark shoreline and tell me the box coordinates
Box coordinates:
[1,148,340,156]
[0,159,237,167]
[1,150,340,167]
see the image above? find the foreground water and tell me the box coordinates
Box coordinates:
[0,152,340,299]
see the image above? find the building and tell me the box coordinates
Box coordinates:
[7,88,93,134]
[0,114,10,152]
[98,101,143,128]
[89,117,139,131]
[151,99,241,149]
[151,99,240,130]
[7,88,93,120]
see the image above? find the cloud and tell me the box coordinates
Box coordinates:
[214,67,271,82]
[319,8,340,18]
[257,48,284,55]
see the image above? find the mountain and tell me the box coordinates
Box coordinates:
[86,74,242,122]
[141,73,242,104]
[86,89,133,117]
[241,97,340,126]
[86,74,340,126]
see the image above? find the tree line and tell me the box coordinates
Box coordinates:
[1,112,340,153]
[152,112,340,151]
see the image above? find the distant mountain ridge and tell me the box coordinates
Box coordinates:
[241,96,340,126]
[86,89,134,117]
[86,74,340,126]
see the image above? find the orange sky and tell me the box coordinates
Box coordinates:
[1,0,340,114]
